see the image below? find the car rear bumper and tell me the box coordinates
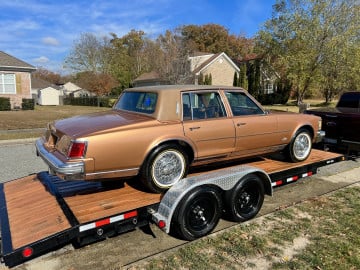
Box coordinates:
[35,138,84,177]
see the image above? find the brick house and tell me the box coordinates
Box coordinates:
[0,51,36,109]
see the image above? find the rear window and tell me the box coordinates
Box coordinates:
[337,92,360,108]
[114,91,157,114]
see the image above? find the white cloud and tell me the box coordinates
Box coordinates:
[42,37,60,46]
[33,56,49,63]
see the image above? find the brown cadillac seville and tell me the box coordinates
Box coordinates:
[36,85,324,193]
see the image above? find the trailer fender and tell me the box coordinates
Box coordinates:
[152,165,272,234]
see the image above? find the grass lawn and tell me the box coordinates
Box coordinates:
[131,185,360,270]
[0,105,109,140]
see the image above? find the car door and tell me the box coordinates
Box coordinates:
[182,91,236,159]
[224,91,281,157]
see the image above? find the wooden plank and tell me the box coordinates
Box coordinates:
[4,176,71,249]
[65,184,161,223]
[247,149,342,173]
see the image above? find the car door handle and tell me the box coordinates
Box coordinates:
[237,123,246,127]
[189,126,200,131]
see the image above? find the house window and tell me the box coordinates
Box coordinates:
[264,82,273,94]
[0,73,16,94]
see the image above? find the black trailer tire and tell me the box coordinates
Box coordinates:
[141,144,189,193]
[225,174,264,222]
[172,186,222,241]
[287,128,312,162]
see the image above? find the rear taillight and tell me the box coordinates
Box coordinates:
[68,141,87,158]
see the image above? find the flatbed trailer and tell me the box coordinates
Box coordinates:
[0,149,344,267]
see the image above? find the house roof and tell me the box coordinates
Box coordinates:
[192,52,240,75]
[0,51,36,71]
[32,76,56,89]
[133,71,161,82]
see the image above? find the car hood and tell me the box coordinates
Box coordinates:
[54,110,156,138]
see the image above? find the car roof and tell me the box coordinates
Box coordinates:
[125,85,246,93]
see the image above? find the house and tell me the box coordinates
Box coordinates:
[133,52,239,87]
[0,51,36,109]
[60,82,94,97]
[71,89,95,98]
[189,52,240,86]
[133,71,170,87]
[61,82,81,96]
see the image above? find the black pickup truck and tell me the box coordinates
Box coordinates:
[304,91,360,154]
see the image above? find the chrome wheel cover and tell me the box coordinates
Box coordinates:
[151,149,185,188]
[293,132,311,160]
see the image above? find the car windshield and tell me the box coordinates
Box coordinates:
[114,91,158,114]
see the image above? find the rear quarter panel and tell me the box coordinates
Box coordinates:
[84,121,189,175]
[275,112,318,142]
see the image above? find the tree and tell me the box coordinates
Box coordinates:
[247,59,261,97]
[74,71,117,96]
[180,24,254,59]
[155,30,191,84]
[256,0,360,103]
[32,68,62,84]
[64,33,109,73]
[233,72,238,86]
[238,63,248,89]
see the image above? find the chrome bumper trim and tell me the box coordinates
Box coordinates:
[35,138,84,175]
[315,130,325,143]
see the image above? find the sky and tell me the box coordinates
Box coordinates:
[1,0,276,74]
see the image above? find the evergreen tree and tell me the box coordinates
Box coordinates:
[233,72,238,86]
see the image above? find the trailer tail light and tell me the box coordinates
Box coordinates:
[157,220,166,229]
[22,247,33,258]
[68,141,87,158]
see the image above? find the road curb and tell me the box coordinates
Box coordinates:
[0,138,37,146]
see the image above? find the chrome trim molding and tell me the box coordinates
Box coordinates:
[35,138,84,175]
[315,130,325,143]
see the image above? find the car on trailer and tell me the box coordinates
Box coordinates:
[0,150,344,267]
[36,85,324,193]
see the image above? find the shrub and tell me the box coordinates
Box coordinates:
[22,98,35,110]
[0,97,11,111]
[63,97,114,107]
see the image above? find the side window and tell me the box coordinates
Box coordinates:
[182,92,226,120]
[225,91,264,116]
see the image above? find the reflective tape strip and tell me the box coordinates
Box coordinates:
[286,175,299,183]
[273,172,313,186]
[302,171,313,178]
[272,180,283,187]
[79,210,138,232]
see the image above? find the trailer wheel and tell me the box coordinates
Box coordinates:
[225,174,264,222]
[172,186,222,241]
[287,128,312,162]
[141,144,189,193]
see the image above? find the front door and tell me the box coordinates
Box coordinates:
[224,91,280,156]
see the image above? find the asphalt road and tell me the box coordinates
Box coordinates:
[0,140,48,183]
[0,143,359,270]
